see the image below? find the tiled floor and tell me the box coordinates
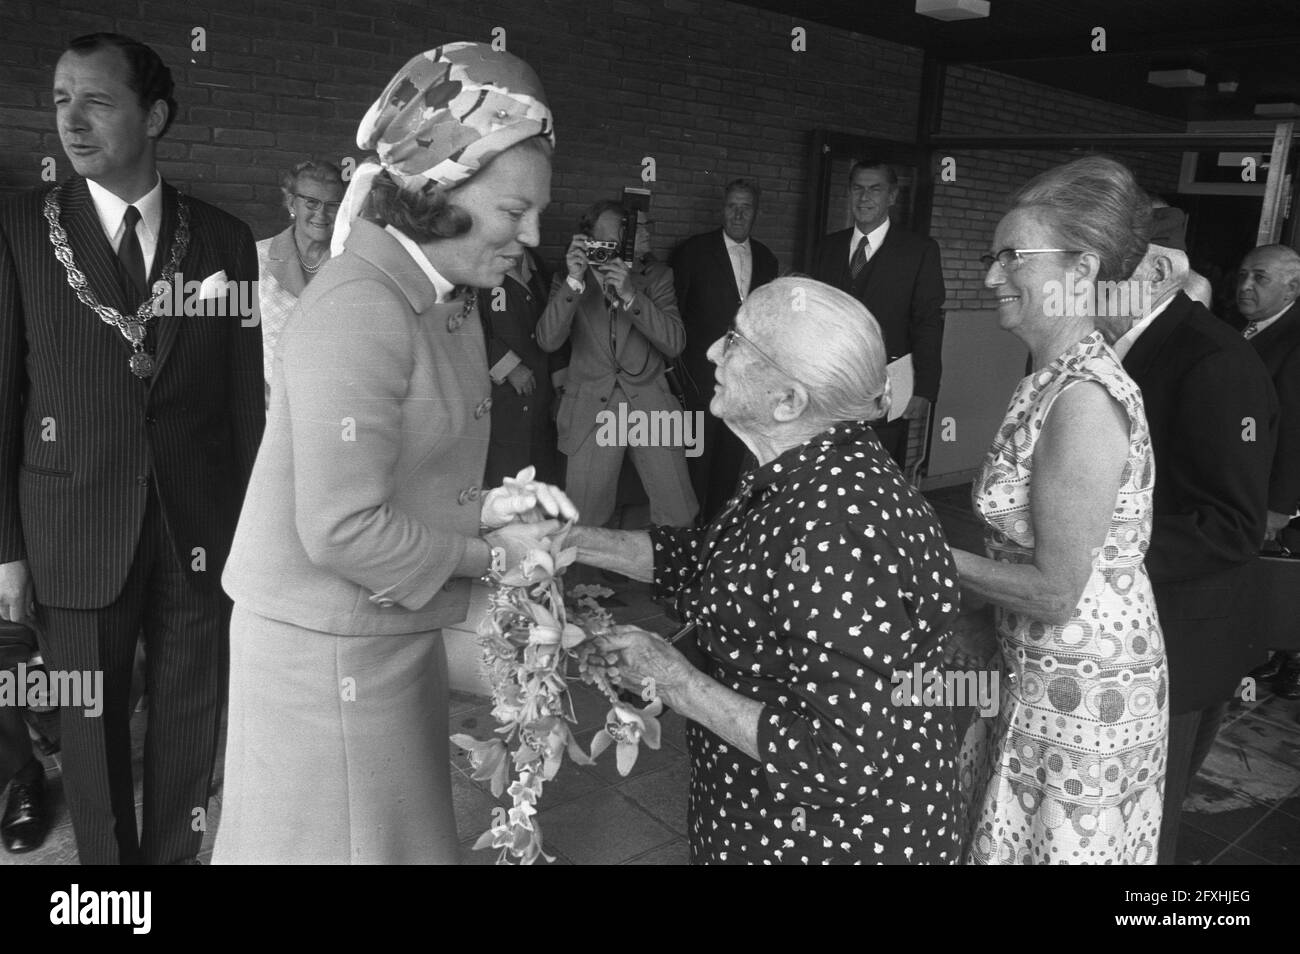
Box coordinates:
[4,485,1298,865]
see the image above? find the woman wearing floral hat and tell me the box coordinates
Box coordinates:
[214,44,574,865]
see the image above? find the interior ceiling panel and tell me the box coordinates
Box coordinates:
[735,0,1300,121]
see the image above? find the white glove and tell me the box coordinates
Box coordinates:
[480,466,579,529]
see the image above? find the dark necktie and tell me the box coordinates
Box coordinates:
[850,235,870,281]
[117,205,146,304]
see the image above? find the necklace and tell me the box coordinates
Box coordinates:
[43,185,190,379]
[296,243,325,273]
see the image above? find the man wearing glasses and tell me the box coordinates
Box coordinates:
[810,159,945,471]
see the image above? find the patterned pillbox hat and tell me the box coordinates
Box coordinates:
[332,42,554,253]
[359,42,554,191]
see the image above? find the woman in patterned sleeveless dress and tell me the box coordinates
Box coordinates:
[952,157,1168,864]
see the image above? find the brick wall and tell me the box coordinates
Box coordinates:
[1,0,1182,292]
[934,65,1184,307]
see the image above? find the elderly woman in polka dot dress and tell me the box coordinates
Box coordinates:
[569,277,963,864]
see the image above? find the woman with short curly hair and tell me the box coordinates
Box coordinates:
[254,158,344,403]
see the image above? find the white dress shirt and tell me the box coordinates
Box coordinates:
[86,174,163,276]
[724,233,752,300]
[384,225,456,303]
[1242,303,1293,339]
[849,217,891,268]
[1111,294,1177,359]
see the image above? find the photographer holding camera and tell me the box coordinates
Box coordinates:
[537,199,698,530]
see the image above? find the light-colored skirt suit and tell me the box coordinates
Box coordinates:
[213,220,493,864]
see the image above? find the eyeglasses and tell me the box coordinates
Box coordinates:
[979,248,1082,271]
[293,193,341,216]
[722,325,813,388]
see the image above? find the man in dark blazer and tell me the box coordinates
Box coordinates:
[1237,244,1300,698]
[0,34,263,864]
[810,159,945,470]
[671,179,779,522]
[483,247,562,487]
[1100,209,1276,863]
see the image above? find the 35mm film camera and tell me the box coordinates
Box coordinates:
[584,240,621,264]
[585,187,652,264]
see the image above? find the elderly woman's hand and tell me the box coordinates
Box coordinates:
[480,466,578,528]
[596,624,699,709]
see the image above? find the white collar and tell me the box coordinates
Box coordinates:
[852,217,890,254]
[508,250,533,286]
[86,173,163,245]
[384,225,457,304]
[723,232,750,251]
[1112,293,1177,359]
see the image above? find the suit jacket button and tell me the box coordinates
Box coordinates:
[443,582,456,592]
[145,415,156,425]
[457,489,469,505]
[600,396,607,402]
[375,596,395,608]
[136,475,149,486]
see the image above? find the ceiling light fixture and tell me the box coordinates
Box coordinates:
[1147,69,1206,88]
[916,0,991,21]
[1255,102,1300,117]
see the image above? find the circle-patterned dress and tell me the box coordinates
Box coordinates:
[960,331,1168,864]
[650,420,963,864]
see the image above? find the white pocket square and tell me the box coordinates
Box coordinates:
[198,270,230,300]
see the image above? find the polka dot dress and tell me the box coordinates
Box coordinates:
[961,331,1168,865]
[649,420,963,865]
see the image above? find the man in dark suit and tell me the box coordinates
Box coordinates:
[671,179,778,522]
[810,159,945,470]
[483,247,561,487]
[1099,208,1276,863]
[0,33,263,863]
[1237,244,1300,698]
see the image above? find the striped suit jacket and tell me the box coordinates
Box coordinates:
[0,175,264,609]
